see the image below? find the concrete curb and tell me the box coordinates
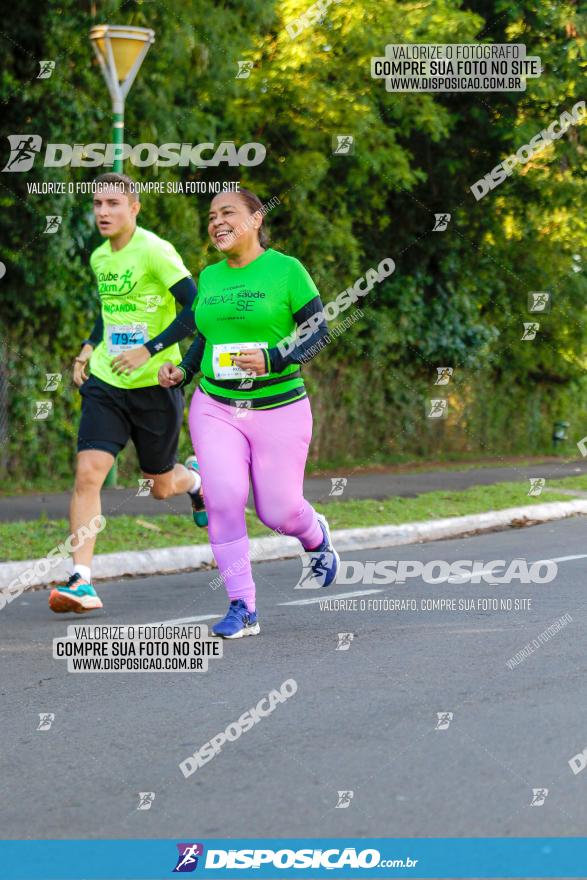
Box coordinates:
[2,499,586,592]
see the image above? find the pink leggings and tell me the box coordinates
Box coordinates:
[188,389,322,611]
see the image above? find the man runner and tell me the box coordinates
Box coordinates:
[48,172,206,615]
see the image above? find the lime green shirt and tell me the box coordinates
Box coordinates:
[89,226,190,389]
[195,248,318,406]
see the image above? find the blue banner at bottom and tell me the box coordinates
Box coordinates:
[0,838,586,879]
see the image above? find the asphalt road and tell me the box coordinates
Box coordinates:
[1,515,586,841]
[2,458,587,521]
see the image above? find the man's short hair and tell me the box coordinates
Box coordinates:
[93,172,139,203]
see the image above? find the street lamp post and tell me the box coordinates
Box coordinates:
[89,25,155,485]
[89,25,155,172]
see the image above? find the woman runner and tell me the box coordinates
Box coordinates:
[158,188,339,638]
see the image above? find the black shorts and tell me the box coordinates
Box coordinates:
[77,375,184,474]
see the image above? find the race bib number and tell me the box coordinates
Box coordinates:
[106,323,149,354]
[212,342,268,379]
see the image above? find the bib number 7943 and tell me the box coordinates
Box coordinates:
[106,323,149,354]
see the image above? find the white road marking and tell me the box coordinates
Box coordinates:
[535,554,587,564]
[441,554,587,584]
[57,614,220,641]
[279,589,383,606]
[446,568,500,584]
[146,614,219,626]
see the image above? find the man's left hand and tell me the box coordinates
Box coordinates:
[111,345,151,375]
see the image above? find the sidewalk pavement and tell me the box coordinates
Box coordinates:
[1,458,587,522]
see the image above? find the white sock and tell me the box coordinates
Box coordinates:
[73,564,92,583]
[187,471,202,495]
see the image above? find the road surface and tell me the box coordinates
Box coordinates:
[1,515,585,840]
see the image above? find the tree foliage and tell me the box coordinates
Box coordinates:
[0,0,586,476]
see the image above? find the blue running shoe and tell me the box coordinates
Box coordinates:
[185,455,208,528]
[211,599,260,639]
[48,573,103,614]
[304,513,340,588]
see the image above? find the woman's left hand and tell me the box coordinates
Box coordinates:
[231,350,267,376]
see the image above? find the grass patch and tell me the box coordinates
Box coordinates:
[549,474,587,491]
[0,479,577,563]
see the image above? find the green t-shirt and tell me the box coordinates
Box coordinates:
[89,226,190,389]
[194,248,319,406]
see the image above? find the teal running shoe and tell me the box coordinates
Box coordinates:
[48,573,103,614]
[185,455,208,528]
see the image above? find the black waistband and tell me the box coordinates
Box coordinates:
[203,369,302,391]
[202,385,307,410]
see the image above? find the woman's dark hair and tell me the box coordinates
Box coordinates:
[237,187,270,248]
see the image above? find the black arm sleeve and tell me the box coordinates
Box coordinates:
[143,276,197,356]
[266,295,330,373]
[83,314,104,348]
[177,333,206,387]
